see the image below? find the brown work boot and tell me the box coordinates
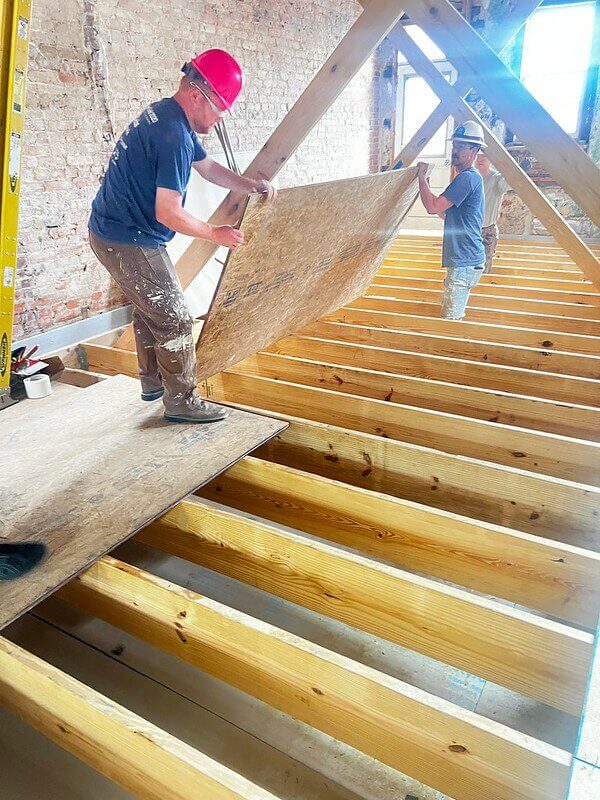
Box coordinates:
[164,394,228,424]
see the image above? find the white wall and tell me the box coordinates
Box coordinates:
[168,150,265,318]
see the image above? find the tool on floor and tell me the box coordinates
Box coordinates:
[11,343,40,372]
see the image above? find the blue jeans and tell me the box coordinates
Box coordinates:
[441,265,484,320]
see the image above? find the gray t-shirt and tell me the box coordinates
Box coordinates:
[482,169,510,228]
[441,167,485,268]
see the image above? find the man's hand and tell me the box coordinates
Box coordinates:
[211,225,244,249]
[416,162,429,180]
[252,178,277,203]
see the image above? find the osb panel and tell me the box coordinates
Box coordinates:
[0,375,286,629]
[196,167,419,380]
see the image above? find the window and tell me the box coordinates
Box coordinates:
[513,1,597,139]
[397,73,452,157]
[395,25,454,159]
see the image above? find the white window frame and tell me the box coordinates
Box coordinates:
[394,61,457,159]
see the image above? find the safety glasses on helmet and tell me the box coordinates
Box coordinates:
[189,79,225,117]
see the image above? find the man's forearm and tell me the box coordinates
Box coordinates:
[202,159,256,194]
[418,174,438,215]
[159,206,215,241]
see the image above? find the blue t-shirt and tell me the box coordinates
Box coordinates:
[89,98,206,247]
[441,167,485,268]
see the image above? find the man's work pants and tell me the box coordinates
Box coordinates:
[441,265,484,320]
[482,224,499,274]
[89,231,196,411]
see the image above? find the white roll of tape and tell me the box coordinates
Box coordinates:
[23,373,52,399]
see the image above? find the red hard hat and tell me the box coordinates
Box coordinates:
[190,49,243,114]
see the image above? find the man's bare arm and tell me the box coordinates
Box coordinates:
[417,162,453,217]
[194,157,277,202]
[155,187,243,248]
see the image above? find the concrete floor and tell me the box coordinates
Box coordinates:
[1,499,579,800]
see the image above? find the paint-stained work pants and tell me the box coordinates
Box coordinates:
[441,265,484,320]
[482,223,499,274]
[89,231,196,410]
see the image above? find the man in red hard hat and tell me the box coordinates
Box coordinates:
[89,49,276,424]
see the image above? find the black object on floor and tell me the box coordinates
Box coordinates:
[0,543,47,581]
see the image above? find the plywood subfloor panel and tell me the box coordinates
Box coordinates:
[196,168,419,380]
[0,375,286,629]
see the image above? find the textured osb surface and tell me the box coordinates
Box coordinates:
[0,374,285,629]
[197,168,419,380]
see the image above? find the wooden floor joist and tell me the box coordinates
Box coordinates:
[140,497,593,714]
[372,277,600,307]
[0,637,278,800]
[213,368,600,486]
[366,285,600,319]
[267,334,600,406]
[301,320,600,379]
[232,350,600,441]
[396,234,600,253]
[389,243,580,258]
[386,249,590,267]
[384,253,586,271]
[378,268,596,292]
[198,457,600,628]
[326,306,600,355]
[355,296,600,337]
[386,265,586,281]
[196,394,600,550]
[57,557,572,800]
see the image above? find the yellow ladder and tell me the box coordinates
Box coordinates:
[0,0,31,409]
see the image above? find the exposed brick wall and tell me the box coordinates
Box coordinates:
[15,0,376,339]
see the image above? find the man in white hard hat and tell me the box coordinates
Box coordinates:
[476,151,510,273]
[417,121,486,320]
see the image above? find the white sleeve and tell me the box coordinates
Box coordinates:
[497,175,510,194]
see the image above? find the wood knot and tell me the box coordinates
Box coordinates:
[449,744,468,753]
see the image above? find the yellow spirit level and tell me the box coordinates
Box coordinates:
[0,0,31,409]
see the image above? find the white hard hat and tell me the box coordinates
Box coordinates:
[449,121,487,148]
